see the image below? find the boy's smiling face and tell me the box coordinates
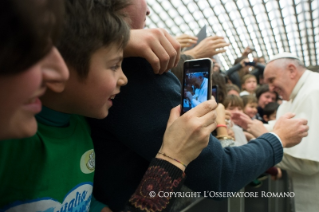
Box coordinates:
[58,44,128,119]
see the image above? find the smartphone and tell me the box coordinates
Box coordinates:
[212,85,218,103]
[181,58,212,114]
[244,61,256,66]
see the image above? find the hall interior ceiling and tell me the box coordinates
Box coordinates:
[146,0,319,70]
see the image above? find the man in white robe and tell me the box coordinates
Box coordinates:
[185,73,208,108]
[263,52,319,212]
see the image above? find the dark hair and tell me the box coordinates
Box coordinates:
[212,72,227,104]
[223,94,244,109]
[0,0,64,75]
[264,102,279,118]
[57,0,131,78]
[255,84,278,100]
[241,95,258,107]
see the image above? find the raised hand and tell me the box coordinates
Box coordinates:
[124,28,181,74]
[183,36,229,59]
[175,34,198,48]
[273,113,308,148]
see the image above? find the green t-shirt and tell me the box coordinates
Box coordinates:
[0,112,95,212]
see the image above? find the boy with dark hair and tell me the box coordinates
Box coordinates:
[0,1,130,211]
[0,1,219,211]
[263,102,280,123]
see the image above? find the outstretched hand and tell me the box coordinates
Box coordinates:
[273,113,308,148]
[124,28,181,74]
[184,36,229,59]
[175,34,198,48]
[231,111,252,130]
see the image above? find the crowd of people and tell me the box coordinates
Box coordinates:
[0,0,315,212]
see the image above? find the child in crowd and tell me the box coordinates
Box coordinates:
[222,95,248,146]
[240,74,257,96]
[241,95,258,119]
[226,84,240,96]
[255,84,277,123]
[223,94,244,113]
[0,0,68,140]
[0,1,217,211]
[263,102,279,123]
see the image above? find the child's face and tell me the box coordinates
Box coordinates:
[0,47,68,140]
[243,102,258,119]
[61,44,127,119]
[258,91,276,108]
[226,104,243,113]
[243,77,257,93]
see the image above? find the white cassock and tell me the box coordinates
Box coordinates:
[190,77,208,107]
[267,70,319,212]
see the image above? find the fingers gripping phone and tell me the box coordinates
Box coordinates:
[181,58,212,114]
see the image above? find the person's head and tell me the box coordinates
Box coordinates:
[41,0,130,119]
[241,95,258,119]
[263,102,279,122]
[211,72,226,103]
[0,0,69,140]
[241,74,257,93]
[212,59,221,72]
[226,84,240,96]
[189,73,205,89]
[258,56,266,65]
[264,53,306,101]
[255,84,277,109]
[223,94,243,113]
[122,0,150,29]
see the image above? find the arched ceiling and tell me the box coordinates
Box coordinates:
[146,0,319,70]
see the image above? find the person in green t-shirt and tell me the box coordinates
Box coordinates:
[0,0,219,212]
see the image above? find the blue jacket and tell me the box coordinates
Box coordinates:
[87,57,283,211]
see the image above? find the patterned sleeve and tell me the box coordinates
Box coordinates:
[122,158,186,212]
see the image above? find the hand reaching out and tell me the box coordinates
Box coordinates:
[124,28,181,74]
[175,34,198,48]
[272,113,308,148]
[183,36,229,59]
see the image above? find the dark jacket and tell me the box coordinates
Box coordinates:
[87,57,283,211]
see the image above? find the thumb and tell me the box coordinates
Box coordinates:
[281,112,295,119]
[166,105,181,128]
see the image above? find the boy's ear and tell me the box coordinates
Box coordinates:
[263,114,269,122]
[46,81,67,93]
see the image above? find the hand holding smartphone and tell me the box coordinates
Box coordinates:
[181,58,212,114]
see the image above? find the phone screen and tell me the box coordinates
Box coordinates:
[182,59,211,114]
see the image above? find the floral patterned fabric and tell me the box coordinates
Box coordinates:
[123,158,185,212]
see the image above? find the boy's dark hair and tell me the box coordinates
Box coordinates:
[0,0,64,75]
[241,95,258,107]
[58,0,131,78]
[223,94,244,109]
[263,102,279,118]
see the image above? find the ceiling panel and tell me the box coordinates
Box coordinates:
[147,0,318,70]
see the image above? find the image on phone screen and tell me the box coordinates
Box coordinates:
[182,70,209,113]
